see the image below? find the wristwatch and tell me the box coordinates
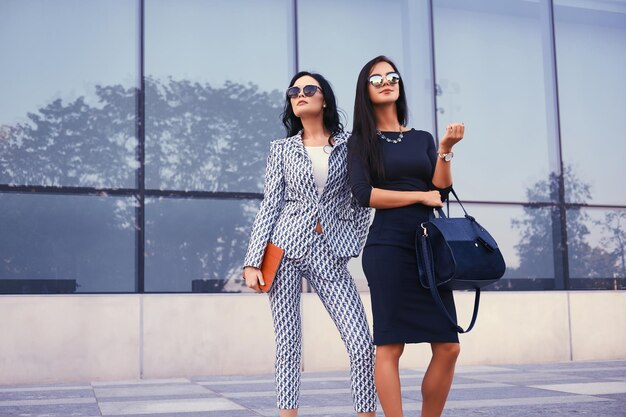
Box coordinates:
[438,151,454,162]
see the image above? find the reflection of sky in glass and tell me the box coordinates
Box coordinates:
[0,0,139,126]
[555,2,626,205]
[144,0,289,192]
[298,0,405,129]
[433,0,552,203]
[145,0,290,92]
[298,0,436,131]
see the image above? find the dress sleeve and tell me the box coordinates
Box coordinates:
[426,132,452,202]
[348,135,373,207]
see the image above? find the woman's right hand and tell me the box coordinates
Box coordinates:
[421,190,444,208]
[243,266,265,293]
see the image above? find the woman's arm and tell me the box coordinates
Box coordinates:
[432,123,465,189]
[369,188,443,209]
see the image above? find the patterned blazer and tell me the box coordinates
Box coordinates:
[243,131,371,268]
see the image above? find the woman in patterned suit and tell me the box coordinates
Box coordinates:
[349,56,465,417]
[242,71,377,417]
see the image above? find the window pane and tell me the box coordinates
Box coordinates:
[144,0,288,192]
[298,0,435,131]
[432,0,556,202]
[554,1,626,205]
[446,203,557,290]
[567,207,626,289]
[0,193,136,293]
[0,0,139,188]
[145,197,256,292]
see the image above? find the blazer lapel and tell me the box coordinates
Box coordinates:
[322,132,349,199]
[286,133,318,200]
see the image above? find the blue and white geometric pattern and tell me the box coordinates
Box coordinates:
[243,131,371,268]
[269,235,377,412]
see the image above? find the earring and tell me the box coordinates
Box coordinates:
[323,103,327,108]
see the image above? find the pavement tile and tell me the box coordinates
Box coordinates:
[0,402,102,417]
[0,388,94,401]
[98,397,245,415]
[92,378,191,387]
[94,384,212,399]
[460,371,592,384]
[531,381,626,395]
[404,386,573,402]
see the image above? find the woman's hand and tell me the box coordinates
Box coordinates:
[243,266,265,293]
[421,190,444,208]
[439,123,465,152]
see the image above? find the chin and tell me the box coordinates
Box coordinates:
[373,97,398,105]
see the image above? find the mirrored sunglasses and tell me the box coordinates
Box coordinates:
[368,72,401,88]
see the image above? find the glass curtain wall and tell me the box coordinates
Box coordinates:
[1,0,624,294]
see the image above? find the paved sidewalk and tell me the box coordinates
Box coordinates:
[1,360,625,416]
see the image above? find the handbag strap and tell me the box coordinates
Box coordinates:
[418,233,481,334]
[433,187,472,220]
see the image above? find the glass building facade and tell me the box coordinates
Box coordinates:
[1,0,624,294]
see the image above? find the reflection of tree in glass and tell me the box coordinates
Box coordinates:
[596,211,626,279]
[0,86,138,188]
[146,77,283,192]
[508,166,619,281]
[144,77,283,292]
[0,78,284,293]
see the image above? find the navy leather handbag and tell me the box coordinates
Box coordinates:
[416,188,506,333]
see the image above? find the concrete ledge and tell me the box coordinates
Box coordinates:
[569,291,626,361]
[455,291,572,365]
[142,294,275,378]
[0,295,140,385]
[1,291,625,385]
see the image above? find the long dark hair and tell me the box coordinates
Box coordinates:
[281,71,343,138]
[351,56,408,183]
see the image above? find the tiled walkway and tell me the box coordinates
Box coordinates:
[1,360,625,416]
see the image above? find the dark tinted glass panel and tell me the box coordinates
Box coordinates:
[567,207,626,290]
[0,0,139,188]
[0,194,136,293]
[554,1,626,205]
[144,0,288,192]
[145,197,257,292]
[432,0,556,202]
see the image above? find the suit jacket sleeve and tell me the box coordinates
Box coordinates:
[351,194,371,253]
[243,141,285,268]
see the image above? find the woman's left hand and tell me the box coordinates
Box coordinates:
[439,123,465,152]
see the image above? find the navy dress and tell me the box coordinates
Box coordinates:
[349,129,459,346]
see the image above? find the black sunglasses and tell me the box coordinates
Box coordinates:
[368,72,401,88]
[286,85,322,99]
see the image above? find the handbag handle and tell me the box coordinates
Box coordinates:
[435,187,473,221]
[417,232,481,333]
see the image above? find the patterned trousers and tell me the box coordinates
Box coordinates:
[269,234,377,412]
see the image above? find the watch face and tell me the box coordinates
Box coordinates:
[444,152,454,162]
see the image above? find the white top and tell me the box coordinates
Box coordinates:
[305,146,330,197]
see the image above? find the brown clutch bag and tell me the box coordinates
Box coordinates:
[259,242,285,293]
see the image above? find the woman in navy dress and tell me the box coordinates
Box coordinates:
[348,56,465,417]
